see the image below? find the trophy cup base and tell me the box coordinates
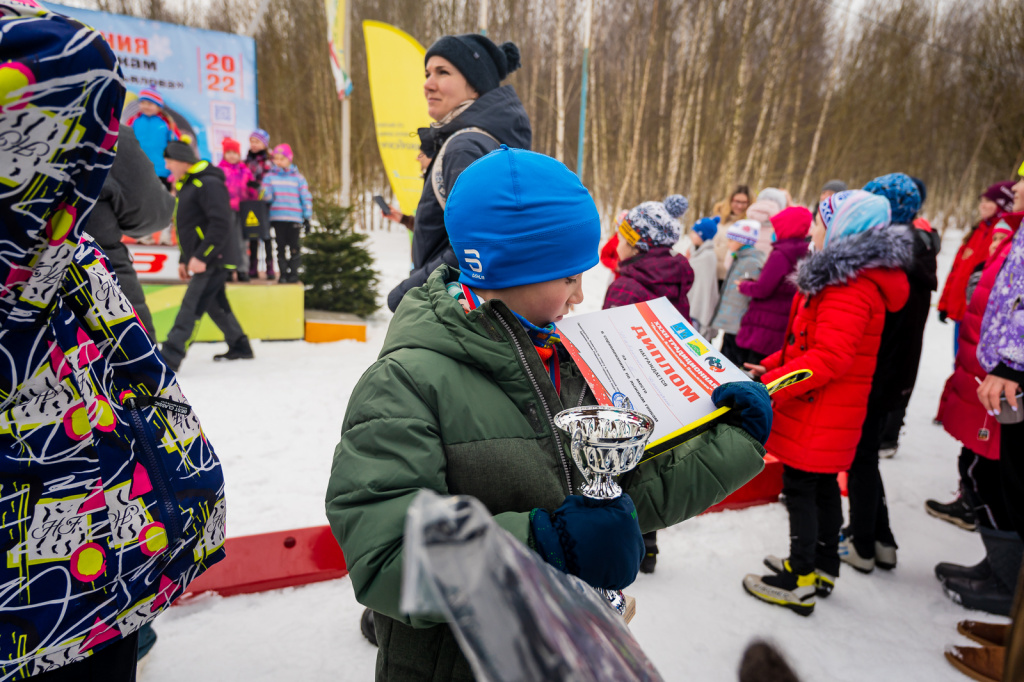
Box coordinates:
[580,475,624,501]
[598,587,627,616]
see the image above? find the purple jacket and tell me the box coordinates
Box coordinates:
[978,213,1024,382]
[602,246,694,320]
[735,237,807,356]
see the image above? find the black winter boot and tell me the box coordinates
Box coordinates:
[360,608,378,647]
[213,335,254,362]
[942,527,1023,616]
[936,557,992,583]
[639,531,658,574]
[925,496,977,531]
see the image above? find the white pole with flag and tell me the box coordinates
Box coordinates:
[325,0,353,205]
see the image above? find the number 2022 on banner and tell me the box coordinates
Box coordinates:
[198,50,243,97]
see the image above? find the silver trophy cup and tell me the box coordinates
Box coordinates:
[553,401,655,614]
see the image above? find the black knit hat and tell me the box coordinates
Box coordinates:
[163,139,197,163]
[424,34,521,95]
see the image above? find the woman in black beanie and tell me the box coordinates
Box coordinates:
[385,33,532,313]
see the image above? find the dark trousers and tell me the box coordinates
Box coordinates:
[960,447,1013,531]
[29,631,138,681]
[783,465,842,576]
[161,266,245,367]
[880,405,906,445]
[1001,420,1024,539]
[273,221,302,283]
[722,333,765,368]
[847,403,897,557]
[249,238,274,275]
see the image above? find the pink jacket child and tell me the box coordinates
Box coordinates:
[936,236,1014,458]
[217,137,257,211]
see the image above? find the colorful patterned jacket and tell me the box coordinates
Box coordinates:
[0,3,226,676]
[261,164,313,224]
[979,211,1024,383]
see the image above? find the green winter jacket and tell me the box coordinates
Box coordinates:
[325,266,766,681]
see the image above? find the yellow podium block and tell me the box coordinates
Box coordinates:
[143,281,305,342]
[304,310,367,343]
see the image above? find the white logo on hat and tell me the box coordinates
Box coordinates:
[464,249,483,272]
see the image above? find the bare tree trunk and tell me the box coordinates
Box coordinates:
[720,0,757,192]
[740,2,795,182]
[783,48,806,188]
[798,10,848,202]
[613,0,660,216]
[554,0,566,161]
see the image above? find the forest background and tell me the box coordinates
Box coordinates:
[71,0,1024,230]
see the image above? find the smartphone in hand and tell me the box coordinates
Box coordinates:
[373,195,390,215]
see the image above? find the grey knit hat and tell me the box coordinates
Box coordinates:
[425,34,521,95]
[163,139,197,163]
[620,194,689,252]
[821,179,848,194]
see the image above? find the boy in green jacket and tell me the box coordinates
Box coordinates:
[325,146,771,681]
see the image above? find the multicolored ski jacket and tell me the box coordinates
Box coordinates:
[979,212,1024,380]
[261,164,312,223]
[0,3,226,677]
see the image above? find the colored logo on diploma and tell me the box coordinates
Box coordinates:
[686,340,709,356]
[670,322,693,341]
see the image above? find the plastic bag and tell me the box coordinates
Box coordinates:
[401,490,663,682]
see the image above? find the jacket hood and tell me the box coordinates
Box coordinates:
[795,224,915,300]
[771,207,813,241]
[619,246,692,292]
[380,266,530,383]
[186,161,225,183]
[419,85,532,157]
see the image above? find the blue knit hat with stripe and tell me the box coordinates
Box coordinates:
[445,146,600,289]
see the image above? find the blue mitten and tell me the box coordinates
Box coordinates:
[530,494,644,591]
[712,381,773,445]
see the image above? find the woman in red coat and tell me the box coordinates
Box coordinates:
[741,190,912,616]
[937,181,1015,325]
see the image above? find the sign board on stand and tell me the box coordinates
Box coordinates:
[45,3,258,163]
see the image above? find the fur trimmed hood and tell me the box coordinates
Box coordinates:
[795,224,914,297]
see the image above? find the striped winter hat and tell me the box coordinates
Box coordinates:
[819,190,891,247]
[250,128,270,147]
[138,87,163,107]
[726,219,761,246]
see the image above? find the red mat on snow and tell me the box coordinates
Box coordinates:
[175,457,783,602]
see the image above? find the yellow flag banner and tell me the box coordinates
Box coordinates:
[362,20,431,215]
[325,0,351,99]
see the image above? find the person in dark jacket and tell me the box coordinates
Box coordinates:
[735,206,812,363]
[160,140,252,371]
[386,33,532,312]
[602,194,694,319]
[602,193,693,574]
[85,126,175,341]
[841,173,938,573]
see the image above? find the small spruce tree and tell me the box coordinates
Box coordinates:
[302,198,380,317]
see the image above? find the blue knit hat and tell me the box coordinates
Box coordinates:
[691,216,720,242]
[445,146,600,289]
[863,173,921,224]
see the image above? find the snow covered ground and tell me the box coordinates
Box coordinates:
[143,226,1003,682]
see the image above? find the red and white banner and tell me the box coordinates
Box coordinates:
[128,244,180,282]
